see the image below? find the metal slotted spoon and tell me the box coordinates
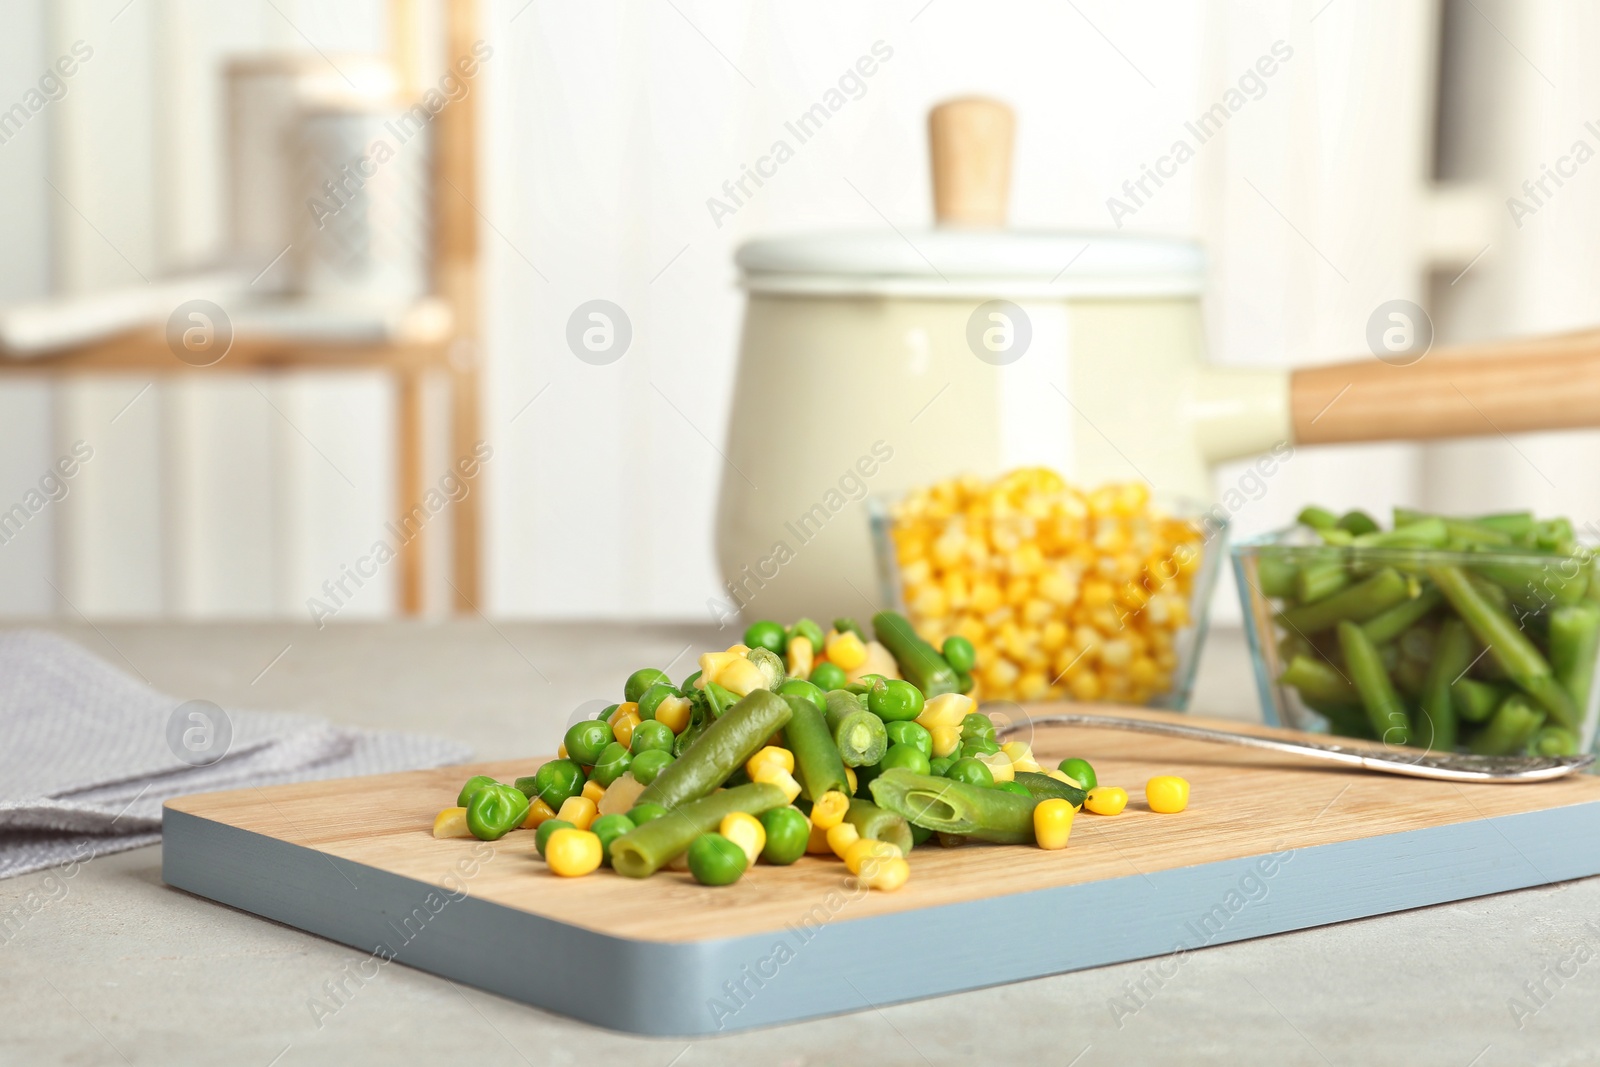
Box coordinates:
[1002,713,1594,783]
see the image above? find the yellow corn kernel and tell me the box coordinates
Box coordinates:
[432,806,471,839]
[654,695,693,735]
[557,743,568,759]
[545,828,603,877]
[850,640,902,683]
[1085,786,1128,816]
[861,855,910,891]
[1033,798,1075,849]
[1001,741,1042,774]
[977,751,1014,783]
[581,779,606,805]
[697,650,742,684]
[521,797,557,829]
[718,657,769,697]
[720,812,767,865]
[929,724,963,759]
[751,764,802,803]
[910,584,948,620]
[825,630,868,670]
[971,580,1003,613]
[826,821,861,859]
[786,635,814,678]
[555,795,597,831]
[1081,579,1114,609]
[746,745,795,779]
[1146,775,1190,814]
[1068,671,1103,702]
[917,693,974,730]
[1016,671,1049,701]
[842,838,902,876]
[608,704,641,748]
[810,790,850,830]
[806,819,834,854]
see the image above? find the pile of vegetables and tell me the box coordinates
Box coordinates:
[1260,506,1599,755]
[432,611,1191,888]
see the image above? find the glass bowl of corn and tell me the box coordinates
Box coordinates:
[869,468,1227,709]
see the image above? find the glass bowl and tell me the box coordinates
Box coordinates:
[868,473,1228,710]
[1233,526,1600,754]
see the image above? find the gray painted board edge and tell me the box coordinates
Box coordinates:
[162,800,1600,1036]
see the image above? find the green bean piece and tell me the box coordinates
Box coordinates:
[1314,701,1377,739]
[1360,587,1443,644]
[1475,511,1537,539]
[1418,618,1469,752]
[1013,770,1088,807]
[635,690,794,810]
[1451,678,1506,724]
[1392,656,1429,701]
[824,689,888,768]
[1279,654,1358,707]
[788,618,825,656]
[1337,510,1381,536]
[1296,505,1339,530]
[833,617,866,641]
[1429,563,1576,730]
[781,693,851,801]
[1257,553,1300,598]
[1281,568,1412,634]
[1530,725,1580,756]
[1336,620,1410,746]
[1353,517,1446,548]
[1295,560,1351,604]
[745,647,787,690]
[871,610,959,696]
[1473,561,1588,612]
[1467,694,1545,756]
[610,783,786,878]
[844,798,913,854]
[1318,527,1355,546]
[1550,603,1600,712]
[869,769,1038,844]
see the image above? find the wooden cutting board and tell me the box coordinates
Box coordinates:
[162,706,1600,1036]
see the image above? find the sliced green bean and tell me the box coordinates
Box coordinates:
[1295,560,1351,604]
[824,689,887,768]
[1282,568,1412,634]
[869,768,1038,844]
[1467,694,1545,756]
[1337,620,1410,745]
[1451,678,1505,724]
[1550,603,1600,713]
[1012,771,1088,807]
[1279,654,1358,706]
[1257,553,1300,598]
[1530,725,1580,756]
[781,693,849,801]
[636,690,793,809]
[1360,587,1443,644]
[609,783,786,878]
[844,798,912,854]
[1297,505,1339,530]
[1418,618,1469,752]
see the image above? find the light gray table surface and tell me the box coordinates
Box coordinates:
[2,620,1596,1066]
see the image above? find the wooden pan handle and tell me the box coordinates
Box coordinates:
[928,97,1014,227]
[1291,329,1600,444]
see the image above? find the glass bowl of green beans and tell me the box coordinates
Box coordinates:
[1232,506,1600,756]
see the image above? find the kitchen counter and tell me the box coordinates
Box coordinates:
[2,620,1596,1066]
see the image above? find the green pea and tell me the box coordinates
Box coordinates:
[928,755,955,777]
[629,749,674,785]
[946,757,995,788]
[868,678,925,722]
[995,781,1031,798]
[743,620,787,655]
[809,662,847,691]
[591,742,633,787]
[564,720,613,766]
[759,807,810,865]
[962,735,1000,758]
[456,774,498,808]
[465,784,529,841]
[942,635,977,674]
[625,668,672,703]
[961,712,996,742]
[777,678,827,713]
[589,813,635,865]
[534,818,574,857]
[630,720,675,755]
[879,742,932,776]
[910,823,934,847]
[1058,757,1097,791]
[687,832,748,886]
[528,759,585,810]
[627,802,669,826]
[885,720,933,757]
[636,683,681,721]
[789,618,826,655]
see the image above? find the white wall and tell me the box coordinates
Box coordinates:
[2,0,1596,621]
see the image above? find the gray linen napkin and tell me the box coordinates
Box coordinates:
[0,630,473,879]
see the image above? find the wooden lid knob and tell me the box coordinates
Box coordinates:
[928,97,1014,227]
